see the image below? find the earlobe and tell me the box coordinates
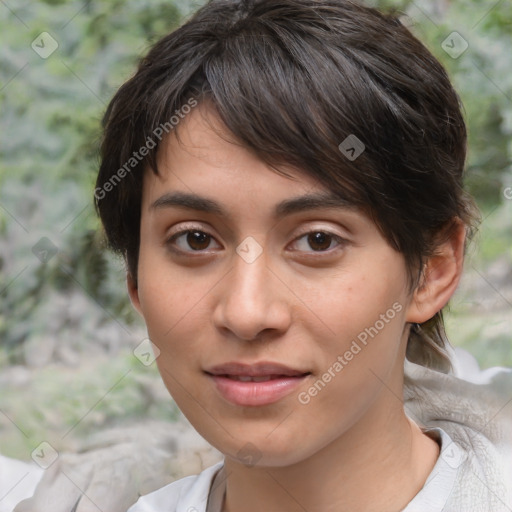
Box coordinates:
[127,272,143,316]
[406,220,466,324]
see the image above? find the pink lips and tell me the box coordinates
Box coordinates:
[205,362,310,407]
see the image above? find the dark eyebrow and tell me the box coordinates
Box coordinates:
[150,191,356,218]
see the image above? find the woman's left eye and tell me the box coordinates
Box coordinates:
[290,231,346,253]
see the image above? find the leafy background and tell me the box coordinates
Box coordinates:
[0,0,511,461]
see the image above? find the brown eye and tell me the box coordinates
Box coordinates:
[307,232,333,251]
[166,229,219,253]
[184,231,211,251]
[291,230,346,253]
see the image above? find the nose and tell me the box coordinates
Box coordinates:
[212,240,292,342]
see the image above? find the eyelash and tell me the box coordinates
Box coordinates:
[165,224,347,257]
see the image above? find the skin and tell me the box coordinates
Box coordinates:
[128,103,466,512]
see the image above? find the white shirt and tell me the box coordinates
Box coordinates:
[125,427,506,512]
[0,456,43,512]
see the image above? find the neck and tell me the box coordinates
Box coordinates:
[222,371,439,512]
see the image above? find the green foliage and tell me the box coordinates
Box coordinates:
[0,0,187,359]
[400,0,512,207]
[0,350,180,458]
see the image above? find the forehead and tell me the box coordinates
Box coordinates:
[143,104,362,220]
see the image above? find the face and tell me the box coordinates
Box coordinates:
[130,104,420,468]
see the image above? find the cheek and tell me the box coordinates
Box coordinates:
[306,267,409,397]
[137,242,208,331]
[314,263,407,346]
[291,285,408,455]
[136,256,206,368]
[138,276,208,412]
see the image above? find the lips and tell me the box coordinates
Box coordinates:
[223,375,282,382]
[206,361,309,377]
[205,362,310,406]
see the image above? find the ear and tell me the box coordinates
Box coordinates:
[406,220,466,324]
[127,272,143,316]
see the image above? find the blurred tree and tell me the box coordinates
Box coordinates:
[0,0,183,359]
[1,0,510,363]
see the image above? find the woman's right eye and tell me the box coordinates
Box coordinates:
[165,228,221,254]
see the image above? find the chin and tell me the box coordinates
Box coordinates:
[199,422,318,469]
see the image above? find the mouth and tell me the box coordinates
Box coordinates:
[218,374,291,382]
[204,362,311,406]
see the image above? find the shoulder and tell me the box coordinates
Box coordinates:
[438,427,512,511]
[128,461,224,512]
[404,347,512,443]
[404,349,512,510]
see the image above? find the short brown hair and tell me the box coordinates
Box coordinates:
[95,0,479,372]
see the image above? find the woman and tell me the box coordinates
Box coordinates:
[13,0,512,510]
